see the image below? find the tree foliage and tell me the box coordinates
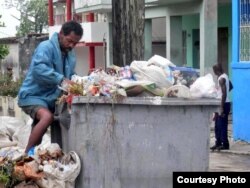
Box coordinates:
[0,15,5,27]
[4,0,48,36]
[0,73,23,97]
[0,15,9,59]
[0,45,9,60]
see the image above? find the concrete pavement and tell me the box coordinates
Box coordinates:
[209,123,250,171]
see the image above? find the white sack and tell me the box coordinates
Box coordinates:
[190,73,217,98]
[115,79,155,88]
[148,54,176,68]
[0,116,50,149]
[0,116,28,148]
[164,85,191,99]
[0,146,25,161]
[130,61,172,89]
[36,151,81,188]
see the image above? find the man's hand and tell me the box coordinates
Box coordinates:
[220,107,225,117]
[60,78,75,92]
[63,78,75,85]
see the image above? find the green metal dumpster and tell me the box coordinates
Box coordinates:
[62,97,219,188]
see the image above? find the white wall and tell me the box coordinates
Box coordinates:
[75,46,89,76]
[1,43,19,80]
[95,46,106,69]
[49,22,108,43]
[74,46,105,76]
[75,0,111,9]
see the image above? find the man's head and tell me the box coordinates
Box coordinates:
[213,64,223,76]
[59,21,83,53]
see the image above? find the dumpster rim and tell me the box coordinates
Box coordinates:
[72,96,220,106]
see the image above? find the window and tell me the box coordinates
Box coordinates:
[240,0,250,61]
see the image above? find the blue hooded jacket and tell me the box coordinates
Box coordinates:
[18,32,76,110]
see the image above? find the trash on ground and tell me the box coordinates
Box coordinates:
[0,143,80,188]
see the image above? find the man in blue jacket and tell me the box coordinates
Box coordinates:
[18,20,83,154]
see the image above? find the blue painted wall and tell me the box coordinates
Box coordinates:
[232,0,250,142]
[232,64,250,141]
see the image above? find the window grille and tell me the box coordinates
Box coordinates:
[240,0,250,61]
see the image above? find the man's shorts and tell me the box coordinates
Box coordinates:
[21,105,44,127]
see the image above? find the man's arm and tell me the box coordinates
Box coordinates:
[219,77,227,116]
[32,46,64,85]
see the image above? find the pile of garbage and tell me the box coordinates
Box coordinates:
[0,117,80,188]
[0,144,80,188]
[59,55,219,105]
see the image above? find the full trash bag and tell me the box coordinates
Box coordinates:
[0,116,30,148]
[190,73,217,98]
[130,61,172,89]
[35,151,81,188]
[164,85,191,98]
[147,54,176,68]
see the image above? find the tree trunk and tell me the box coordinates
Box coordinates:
[112,0,145,66]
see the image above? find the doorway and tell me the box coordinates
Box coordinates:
[218,27,229,74]
[192,28,228,72]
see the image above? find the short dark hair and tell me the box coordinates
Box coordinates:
[213,64,223,73]
[61,20,83,37]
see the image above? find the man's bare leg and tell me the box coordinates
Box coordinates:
[25,108,53,153]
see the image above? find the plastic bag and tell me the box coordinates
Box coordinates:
[164,85,191,98]
[36,151,81,188]
[148,54,176,68]
[14,181,40,188]
[0,146,25,161]
[118,65,133,79]
[130,61,172,89]
[190,73,217,98]
[115,79,155,89]
[0,116,31,148]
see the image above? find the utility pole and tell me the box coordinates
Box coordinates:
[112,0,145,66]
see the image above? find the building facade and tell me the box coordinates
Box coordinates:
[232,0,250,142]
[48,0,231,76]
[0,34,48,80]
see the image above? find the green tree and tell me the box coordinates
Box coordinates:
[0,15,9,59]
[4,0,48,36]
[0,45,9,60]
[0,15,5,27]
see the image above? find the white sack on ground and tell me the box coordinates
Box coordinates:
[190,73,217,98]
[0,146,25,161]
[12,117,32,148]
[36,151,81,188]
[0,116,51,149]
[0,116,26,135]
[0,116,28,148]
